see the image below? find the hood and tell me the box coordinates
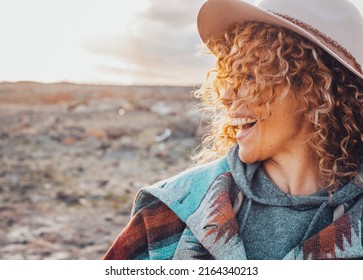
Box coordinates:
[227,145,363,209]
[227,144,363,247]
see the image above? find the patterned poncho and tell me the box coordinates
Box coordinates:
[103,148,363,260]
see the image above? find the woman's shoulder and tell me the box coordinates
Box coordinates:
[132,155,231,222]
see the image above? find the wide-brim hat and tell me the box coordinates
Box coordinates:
[197,0,363,82]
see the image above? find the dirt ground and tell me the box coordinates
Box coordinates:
[0,82,207,259]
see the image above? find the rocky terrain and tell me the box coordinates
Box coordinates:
[0,82,207,259]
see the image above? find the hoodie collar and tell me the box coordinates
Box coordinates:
[227,145,363,209]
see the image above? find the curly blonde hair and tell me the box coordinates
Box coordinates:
[193,21,363,191]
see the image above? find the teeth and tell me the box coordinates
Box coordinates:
[232,117,257,126]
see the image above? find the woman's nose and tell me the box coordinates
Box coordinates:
[221,87,234,107]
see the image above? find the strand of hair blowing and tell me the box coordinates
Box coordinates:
[192,22,363,191]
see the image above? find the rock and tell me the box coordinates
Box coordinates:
[63,137,76,145]
[118,136,133,147]
[6,226,31,243]
[44,251,72,260]
[150,101,174,116]
[97,141,110,150]
[155,128,172,142]
[55,126,86,143]
[105,127,124,140]
[56,191,81,205]
[68,103,89,112]
[136,128,160,148]
[129,181,143,189]
[169,118,198,138]
[39,232,61,243]
[95,102,115,112]
[85,128,108,140]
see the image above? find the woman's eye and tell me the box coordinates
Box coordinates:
[245,74,254,81]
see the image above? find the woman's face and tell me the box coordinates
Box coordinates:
[224,83,309,164]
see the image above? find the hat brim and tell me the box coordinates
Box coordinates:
[197,0,363,81]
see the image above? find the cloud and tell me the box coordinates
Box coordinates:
[82,0,259,85]
[141,0,203,28]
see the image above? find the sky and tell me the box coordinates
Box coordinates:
[0,0,362,86]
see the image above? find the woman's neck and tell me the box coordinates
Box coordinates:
[262,150,323,196]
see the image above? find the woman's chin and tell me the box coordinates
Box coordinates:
[238,149,257,164]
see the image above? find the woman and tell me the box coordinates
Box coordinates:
[104,0,363,259]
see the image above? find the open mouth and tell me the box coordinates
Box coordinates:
[232,117,257,132]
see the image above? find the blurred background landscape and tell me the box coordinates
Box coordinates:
[1,0,213,260]
[0,81,207,259]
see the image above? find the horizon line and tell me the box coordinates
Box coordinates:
[0,80,201,88]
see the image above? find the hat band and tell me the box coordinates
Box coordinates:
[274,12,363,74]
